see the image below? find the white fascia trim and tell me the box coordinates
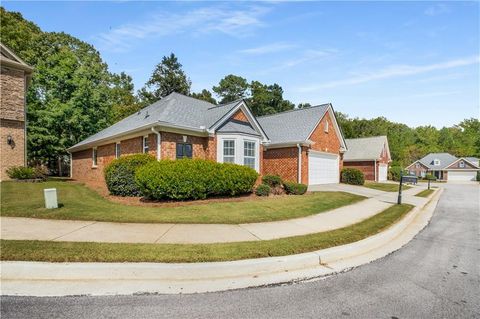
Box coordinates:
[405,160,427,170]
[306,105,347,151]
[344,159,377,162]
[210,101,270,143]
[444,157,480,170]
[264,140,313,150]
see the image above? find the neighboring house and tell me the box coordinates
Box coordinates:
[343,136,391,182]
[68,92,347,188]
[406,153,480,182]
[0,43,33,181]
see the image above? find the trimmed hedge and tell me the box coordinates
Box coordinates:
[255,184,271,196]
[284,182,308,195]
[262,175,283,188]
[6,166,47,180]
[104,154,156,196]
[135,159,259,200]
[388,166,406,181]
[341,168,365,185]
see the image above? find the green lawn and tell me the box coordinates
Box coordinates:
[364,181,411,192]
[415,189,435,198]
[0,181,365,224]
[0,204,413,263]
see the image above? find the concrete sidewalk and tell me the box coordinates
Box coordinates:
[1,198,393,244]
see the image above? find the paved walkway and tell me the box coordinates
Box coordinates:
[0,184,431,244]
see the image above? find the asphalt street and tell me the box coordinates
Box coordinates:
[1,183,479,319]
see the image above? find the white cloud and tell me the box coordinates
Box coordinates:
[95,5,270,52]
[424,3,450,16]
[298,56,480,92]
[238,42,296,55]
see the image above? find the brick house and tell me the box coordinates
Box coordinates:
[68,92,347,189]
[0,43,33,181]
[343,136,391,182]
[406,153,479,182]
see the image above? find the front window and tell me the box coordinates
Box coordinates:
[324,121,329,133]
[143,136,149,153]
[459,161,465,168]
[415,163,420,168]
[176,143,192,159]
[115,143,121,159]
[243,141,255,169]
[92,148,98,167]
[223,140,235,163]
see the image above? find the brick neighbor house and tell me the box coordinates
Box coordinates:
[68,92,348,188]
[0,43,33,181]
[343,136,391,182]
[406,153,479,182]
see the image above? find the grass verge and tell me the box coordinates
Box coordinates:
[0,181,365,224]
[0,204,413,263]
[364,182,411,192]
[415,189,435,198]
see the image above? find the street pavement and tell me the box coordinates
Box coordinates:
[1,183,479,319]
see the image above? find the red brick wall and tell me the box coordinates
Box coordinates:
[447,160,476,169]
[160,132,209,160]
[343,161,375,181]
[262,147,299,183]
[231,109,249,123]
[1,119,26,180]
[406,163,428,177]
[71,143,115,188]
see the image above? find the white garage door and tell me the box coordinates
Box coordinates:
[378,164,388,182]
[308,152,339,185]
[448,171,477,182]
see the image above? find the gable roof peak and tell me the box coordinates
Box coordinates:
[257,103,331,119]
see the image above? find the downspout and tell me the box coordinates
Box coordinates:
[68,152,72,178]
[297,144,302,183]
[151,127,161,160]
[374,159,377,182]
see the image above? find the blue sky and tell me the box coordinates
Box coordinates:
[3,1,479,128]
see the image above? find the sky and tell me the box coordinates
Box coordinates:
[3,1,479,128]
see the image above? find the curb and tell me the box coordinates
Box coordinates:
[0,189,442,296]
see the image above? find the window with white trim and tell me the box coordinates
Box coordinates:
[223,140,235,163]
[415,163,420,168]
[324,121,329,133]
[92,148,98,167]
[115,143,121,159]
[243,140,256,169]
[434,159,440,166]
[459,160,465,168]
[143,136,149,154]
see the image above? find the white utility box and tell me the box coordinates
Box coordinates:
[44,188,58,209]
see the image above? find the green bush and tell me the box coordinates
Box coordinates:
[425,173,436,181]
[6,166,36,179]
[104,154,156,196]
[388,166,406,181]
[262,175,283,188]
[255,184,271,196]
[283,181,308,195]
[341,168,365,185]
[135,159,259,200]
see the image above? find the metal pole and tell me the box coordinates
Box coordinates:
[397,172,403,205]
[428,178,431,190]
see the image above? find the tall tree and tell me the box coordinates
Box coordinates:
[212,74,249,104]
[248,81,294,116]
[139,53,191,104]
[297,102,311,109]
[109,72,141,122]
[190,89,217,104]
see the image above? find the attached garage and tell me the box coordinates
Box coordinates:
[308,152,339,185]
[447,171,477,182]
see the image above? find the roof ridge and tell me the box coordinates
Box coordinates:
[169,92,216,107]
[257,103,331,119]
[346,135,386,140]
[207,99,243,110]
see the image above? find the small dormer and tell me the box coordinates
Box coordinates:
[433,159,440,166]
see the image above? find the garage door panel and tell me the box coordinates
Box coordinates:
[308,152,339,185]
[448,171,477,181]
[378,164,388,182]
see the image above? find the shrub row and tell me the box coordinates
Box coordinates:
[135,159,259,200]
[341,168,364,185]
[104,154,156,196]
[256,174,307,196]
[6,166,47,180]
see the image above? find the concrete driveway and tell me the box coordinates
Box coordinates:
[2,183,477,318]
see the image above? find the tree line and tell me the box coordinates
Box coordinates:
[1,7,478,172]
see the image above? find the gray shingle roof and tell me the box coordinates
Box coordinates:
[418,153,458,170]
[465,157,480,167]
[69,93,241,150]
[344,136,388,161]
[257,104,330,144]
[217,119,260,136]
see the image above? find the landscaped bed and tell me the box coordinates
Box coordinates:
[0,181,365,224]
[363,182,411,192]
[415,189,435,198]
[0,204,413,263]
